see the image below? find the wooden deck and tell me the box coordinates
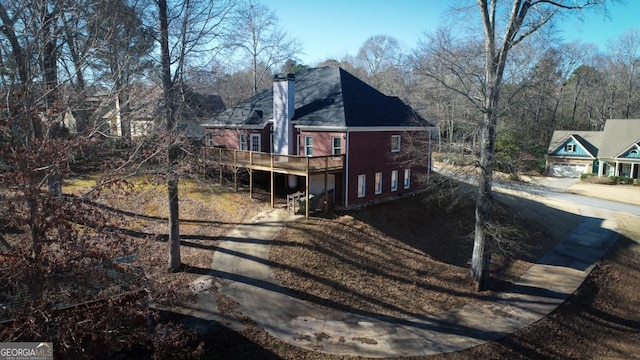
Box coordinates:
[201,147,344,175]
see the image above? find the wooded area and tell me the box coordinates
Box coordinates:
[0,0,630,356]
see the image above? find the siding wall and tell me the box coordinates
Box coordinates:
[205,128,270,152]
[346,131,428,207]
[204,127,431,208]
[553,138,592,157]
[297,131,345,156]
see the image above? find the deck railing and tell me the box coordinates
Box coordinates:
[201,147,344,173]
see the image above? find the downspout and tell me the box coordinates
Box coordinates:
[344,130,350,208]
[426,129,432,184]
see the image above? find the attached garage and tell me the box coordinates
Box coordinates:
[549,163,588,177]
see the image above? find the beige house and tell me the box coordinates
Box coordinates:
[64,86,225,139]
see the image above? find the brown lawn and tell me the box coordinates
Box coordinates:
[18,174,638,359]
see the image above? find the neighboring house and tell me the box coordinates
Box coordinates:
[108,86,226,139]
[65,86,225,139]
[546,119,640,179]
[201,66,436,210]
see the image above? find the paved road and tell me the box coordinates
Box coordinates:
[433,166,640,216]
[506,177,640,216]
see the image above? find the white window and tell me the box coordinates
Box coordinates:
[239,133,247,150]
[565,144,575,152]
[404,169,411,189]
[332,136,342,155]
[305,136,313,156]
[250,133,261,152]
[375,172,382,195]
[391,135,401,152]
[391,170,398,191]
[297,135,301,155]
[270,133,274,153]
[206,133,213,146]
[357,174,366,198]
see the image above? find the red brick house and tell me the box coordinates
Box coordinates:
[201,66,435,210]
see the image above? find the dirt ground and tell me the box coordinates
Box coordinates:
[269,190,559,318]
[205,177,640,360]
[59,174,640,359]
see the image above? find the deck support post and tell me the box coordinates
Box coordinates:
[270,155,275,208]
[234,169,238,192]
[324,157,329,213]
[305,157,310,219]
[249,169,253,199]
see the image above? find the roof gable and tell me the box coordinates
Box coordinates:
[617,141,640,159]
[549,134,597,158]
[598,119,640,158]
[547,130,602,156]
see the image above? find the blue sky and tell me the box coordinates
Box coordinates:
[262,0,640,66]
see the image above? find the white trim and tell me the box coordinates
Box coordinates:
[295,125,434,132]
[345,131,350,207]
[201,123,268,130]
[203,123,436,133]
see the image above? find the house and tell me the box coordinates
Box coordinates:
[546,119,640,179]
[108,86,226,139]
[64,86,225,139]
[201,66,435,211]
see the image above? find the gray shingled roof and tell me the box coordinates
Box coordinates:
[597,119,640,158]
[548,119,640,159]
[547,130,603,156]
[202,66,433,129]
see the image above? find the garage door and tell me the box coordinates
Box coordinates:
[550,163,587,177]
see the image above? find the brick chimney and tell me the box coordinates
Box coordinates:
[273,73,295,155]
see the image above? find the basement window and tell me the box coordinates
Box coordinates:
[375,172,383,195]
[391,170,398,191]
[404,169,411,189]
[357,174,366,198]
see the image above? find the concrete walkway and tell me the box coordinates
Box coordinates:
[206,204,619,358]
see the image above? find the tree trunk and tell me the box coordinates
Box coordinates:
[167,145,181,271]
[159,0,181,271]
[28,197,41,260]
[470,110,495,291]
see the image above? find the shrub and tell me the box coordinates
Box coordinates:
[581,174,614,184]
[580,173,595,181]
[608,176,634,185]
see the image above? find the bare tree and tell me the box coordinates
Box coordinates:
[154,0,238,271]
[413,1,608,291]
[357,35,401,76]
[473,0,611,291]
[608,29,640,119]
[227,1,301,94]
